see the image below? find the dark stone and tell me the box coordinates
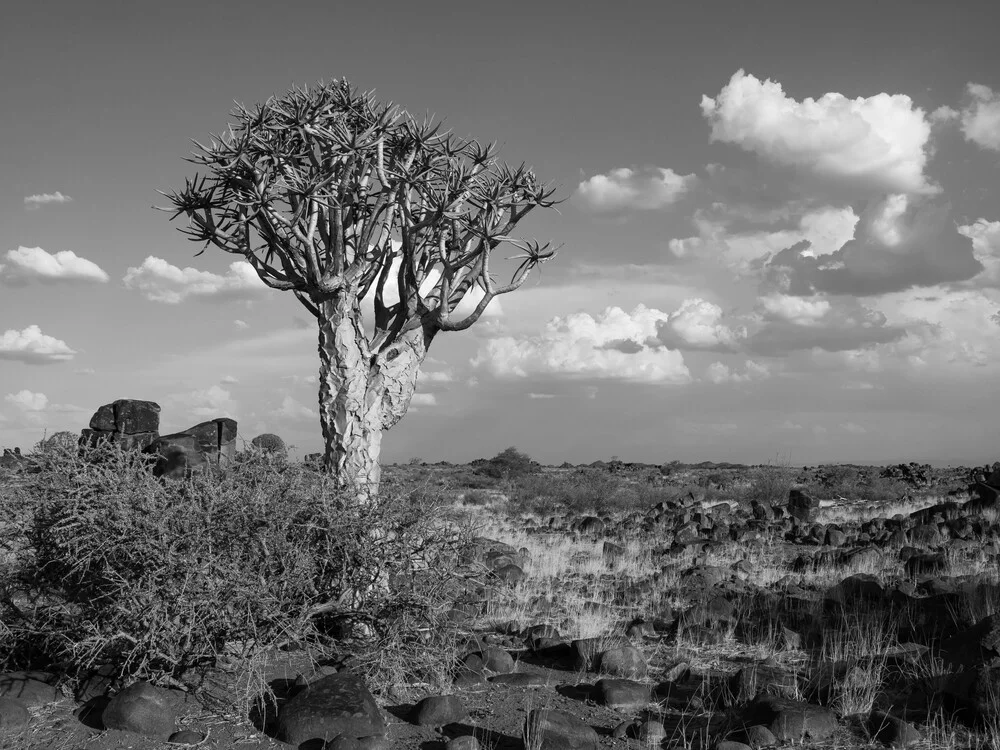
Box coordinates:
[276,673,386,746]
[598,646,647,679]
[412,695,467,726]
[494,564,525,584]
[741,696,838,742]
[868,711,922,747]
[80,429,158,452]
[788,489,818,522]
[595,678,651,708]
[183,417,238,465]
[0,672,61,706]
[524,708,599,750]
[144,433,208,479]
[102,681,177,739]
[113,399,161,434]
[88,403,116,431]
[477,647,515,673]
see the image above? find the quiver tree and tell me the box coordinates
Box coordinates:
[162,80,559,496]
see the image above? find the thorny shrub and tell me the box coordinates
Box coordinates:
[0,439,466,692]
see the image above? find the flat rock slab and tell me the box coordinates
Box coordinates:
[741,696,838,742]
[277,672,386,746]
[0,698,30,729]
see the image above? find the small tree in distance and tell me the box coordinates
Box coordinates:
[162,80,559,496]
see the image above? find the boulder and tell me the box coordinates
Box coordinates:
[143,433,208,480]
[101,681,177,739]
[788,489,818,523]
[740,696,838,742]
[524,708,599,750]
[183,417,238,466]
[88,399,160,434]
[412,694,467,726]
[276,673,386,746]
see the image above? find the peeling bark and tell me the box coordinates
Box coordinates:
[317,294,383,498]
[316,298,434,500]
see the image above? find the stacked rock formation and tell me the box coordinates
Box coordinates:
[78,399,237,479]
[80,399,161,451]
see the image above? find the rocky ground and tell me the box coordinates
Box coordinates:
[2,458,1000,749]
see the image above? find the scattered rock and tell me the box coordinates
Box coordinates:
[102,681,178,739]
[276,673,386,747]
[412,695,467,726]
[524,708,599,750]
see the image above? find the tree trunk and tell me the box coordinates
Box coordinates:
[316,295,435,499]
[317,294,383,497]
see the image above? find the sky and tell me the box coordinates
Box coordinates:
[2,1,1000,466]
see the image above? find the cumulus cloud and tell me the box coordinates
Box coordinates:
[701,70,937,195]
[657,299,745,351]
[0,246,109,285]
[765,194,981,296]
[24,191,73,209]
[123,257,270,303]
[4,390,48,411]
[576,167,697,211]
[472,305,690,384]
[668,205,858,269]
[220,375,240,384]
[749,296,905,356]
[958,219,1000,286]
[876,287,1000,371]
[704,359,770,384]
[418,369,454,384]
[758,294,831,325]
[841,422,867,434]
[272,395,314,420]
[960,83,1000,152]
[234,320,249,329]
[0,325,76,364]
[528,393,556,399]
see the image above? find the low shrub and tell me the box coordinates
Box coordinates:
[737,462,795,506]
[0,438,463,691]
[475,446,541,481]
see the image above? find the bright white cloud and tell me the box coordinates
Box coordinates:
[0,325,76,364]
[576,167,697,211]
[0,246,109,285]
[658,299,745,351]
[234,320,249,329]
[528,393,556,399]
[701,70,937,194]
[472,305,690,384]
[958,218,1000,285]
[220,375,240,384]
[841,422,867,434]
[961,83,1000,152]
[24,191,73,209]
[4,390,48,411]
[758,294,831,325]
[123,257,270,303]
[418,369,454,384]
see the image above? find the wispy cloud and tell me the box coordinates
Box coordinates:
[24,191,73,209]
[0,247,109,285]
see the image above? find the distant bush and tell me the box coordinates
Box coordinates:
[250,432,286,455]
[0,439,462,690]
[507,468,640,515]
[475,446,541,481]
[737,463,795,506]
